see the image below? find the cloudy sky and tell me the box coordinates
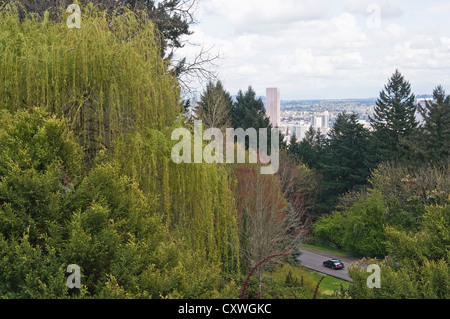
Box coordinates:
[178,0,450,100]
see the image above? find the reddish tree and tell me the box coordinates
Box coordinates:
[233,164,302,295]
[276,152,317,242]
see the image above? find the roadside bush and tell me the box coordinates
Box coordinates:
[313,190,387,258]
[370,162,449,230]
[312,211,346,250]
[348,205,450,299]
[342,190,386,257]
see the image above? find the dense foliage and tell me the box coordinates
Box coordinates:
[348,205,450,299]
[297,70,450,299]
[2,0,196,76]
[0,5,239,298]
[0,1,449,300]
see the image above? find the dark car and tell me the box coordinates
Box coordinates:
[323,259,345,270]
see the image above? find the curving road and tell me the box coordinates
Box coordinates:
[296,248,360,282]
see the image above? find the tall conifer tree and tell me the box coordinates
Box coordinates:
[369,70,418,163]
[230,86,272,150]
[417,85,450,162]
[297,126,326,170]
[231,86,270,131]
[322,112,371,201]
[197,80,232,129]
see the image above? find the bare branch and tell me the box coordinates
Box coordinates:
[173,45,220,96]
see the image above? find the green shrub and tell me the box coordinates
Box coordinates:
[313,190,387,258]
[343,190,387,257]
[261,264,317,299]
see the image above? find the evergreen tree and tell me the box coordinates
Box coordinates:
[297,126,316,168]
[197,80,232,129]
[231,86,272,150]
[323,112,371,197]
[278,131,288,152]
[417,85,450,162]
[297,126,326,169]
[314,128,328,158]
[231,86,271,131]
[369,70,418,163]
[295,127,330,215]
[288,133,300,158]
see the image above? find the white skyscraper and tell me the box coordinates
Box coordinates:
[266,88,281,128]
[293,124,310,141]
[311,111,330,130]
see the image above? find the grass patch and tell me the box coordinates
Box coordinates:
[257,264,326,299]
[309,271,350,294]
[246,263,352,299]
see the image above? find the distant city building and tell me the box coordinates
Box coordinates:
[280,98,377,139]
[292,124,310,141]
[311,111,329,130]
[279,122,310,143]
[266,88,281,128]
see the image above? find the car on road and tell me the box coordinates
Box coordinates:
[323,259,345,270]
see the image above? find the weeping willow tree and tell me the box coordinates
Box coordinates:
[0,2,180,161]
[114,129,240,271]
[0,2,239,274]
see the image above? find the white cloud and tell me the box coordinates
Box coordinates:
[201,0,334,36]
[423,2,450,14]
[384,37,450,71]
[179,0,450,99]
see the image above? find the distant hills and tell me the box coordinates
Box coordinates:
[280,98,377,106]
[249,95,434,111]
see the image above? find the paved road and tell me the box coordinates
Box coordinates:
[296,248,359,282]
